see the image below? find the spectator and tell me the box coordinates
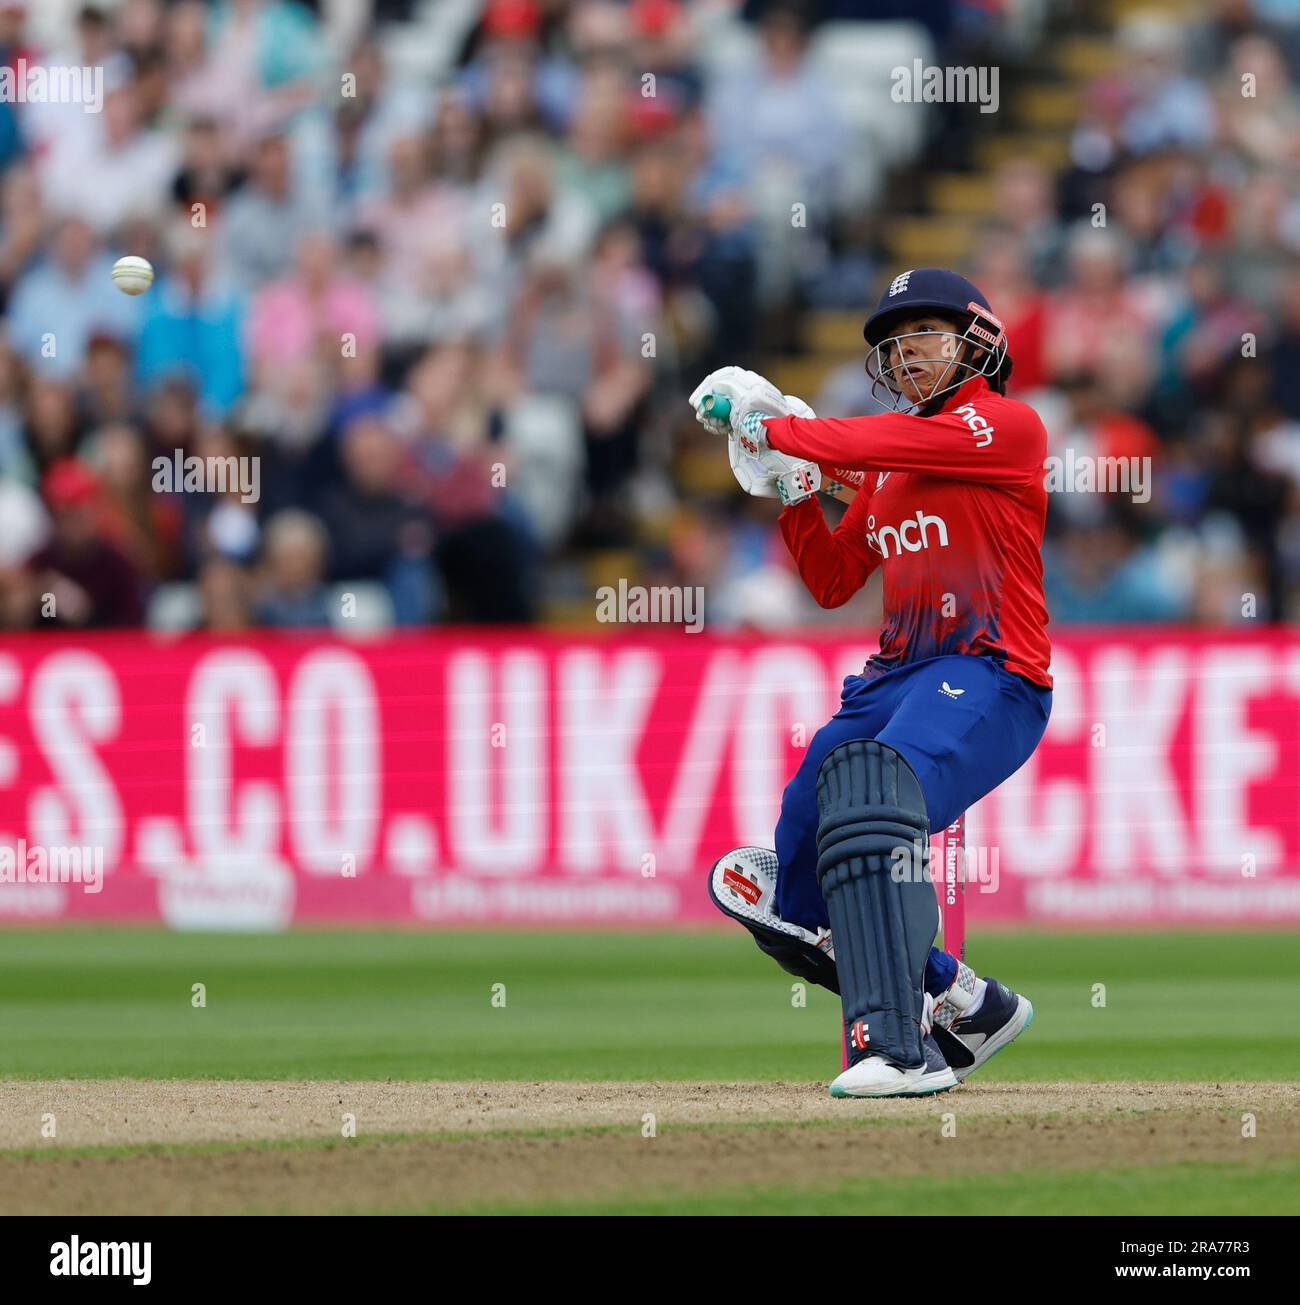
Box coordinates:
[171,0,327,150]
[972,229,1049,394]
[476,135,599,301]
[294,39,435,215]
[136,222,245,414]
[991,160,1066,289]
[88,420,184,582]
[40,76,179,234]
[706,4,841,317]
[171,116,246,224]
[29,458,145,627]
[315,413,437,624]
[80,332,139,429]
[1216,34,1300,168]
[706,5,843,218]
[1115,13,1216,156]
[555,83,632,225]
[21,375,85,473]
[1268,268,1300,421]
[494,243,651,537]
[0,340,32,483]
[0,478,47,628]
[0,164,45,309]
[399,341,535,621]
[246,228,381,380]
[1042,225,1153,382]
[357,132,471,297]
[181,421,261,571]
[1045,520,1186,623]
[254,508,331,627]
[1156,257,1259,416]
[219,128,319,291]
[195,555,255,631]
[5,216,139,377]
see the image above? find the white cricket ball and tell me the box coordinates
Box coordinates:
[111,255,154,296]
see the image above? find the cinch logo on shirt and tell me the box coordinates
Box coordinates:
[866,509,950,559]
[953,403,994,447]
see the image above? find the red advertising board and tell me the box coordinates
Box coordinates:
[0,630,1297,928]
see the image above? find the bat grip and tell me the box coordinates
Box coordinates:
[701,394,732,422]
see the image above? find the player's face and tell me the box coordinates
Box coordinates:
[881,314,964,404]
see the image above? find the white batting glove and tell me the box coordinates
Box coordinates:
[770,458,822,506]
[731,440,821,502]
[765,393,822,504]
[728,428,781,497]
[728,394,821,502]
[689,366,770,436]
[733,381,814,457]
[731,375,792,451]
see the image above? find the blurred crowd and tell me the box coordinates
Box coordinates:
[1005,0,1300,628]
[0,0,1298,634]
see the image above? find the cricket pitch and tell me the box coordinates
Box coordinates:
[2,1080,1296,1215]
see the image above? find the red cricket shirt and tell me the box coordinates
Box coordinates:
[765,375,1053,689]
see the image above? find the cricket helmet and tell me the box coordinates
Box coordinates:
[862,267,1009,412]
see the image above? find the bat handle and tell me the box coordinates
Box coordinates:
[701,393,732,422]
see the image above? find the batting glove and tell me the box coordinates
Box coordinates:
[689,366,771,437]
[770,458,822,506]
[731,375,793,450]
[921,991,936,1039]
[728,429,780,498]
[769,394,821,504]
[727,394,821,502]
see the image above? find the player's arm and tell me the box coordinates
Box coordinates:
[764,402,1043,486]
[778,489,879,609]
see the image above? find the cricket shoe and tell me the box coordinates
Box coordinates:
[707,848,839,994]
[939,975,1034,1081]
[829,1030,959,1099]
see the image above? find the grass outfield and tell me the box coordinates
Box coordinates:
[1,929,1296,1214]
[0,927,1294,1081]
[441,1160,1300,1217]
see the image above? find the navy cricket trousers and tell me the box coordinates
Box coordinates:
[774,654,1051,981]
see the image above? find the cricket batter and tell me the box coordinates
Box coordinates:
[692,269,1052,1097]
